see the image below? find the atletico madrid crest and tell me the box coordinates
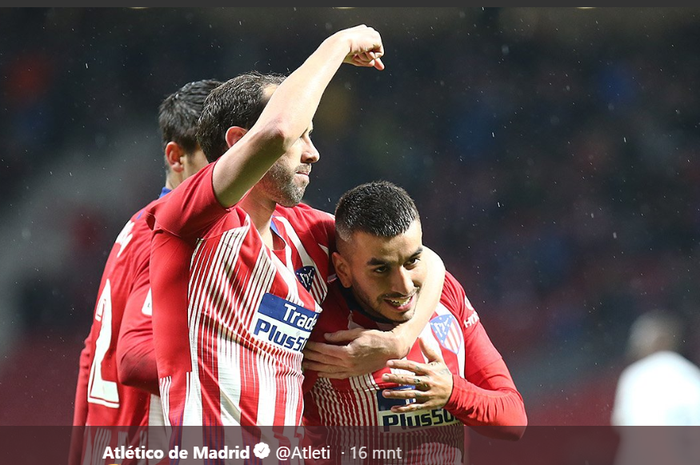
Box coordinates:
[429,314,462,355]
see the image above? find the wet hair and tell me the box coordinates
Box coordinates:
[196,70,287,163]
[158,79,223,154]
[335,180,420,243]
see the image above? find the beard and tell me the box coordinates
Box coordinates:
[258,161,309,207]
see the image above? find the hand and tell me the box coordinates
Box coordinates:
[333,24,385,70]
[381,337,454,412]
[302,328,403,378]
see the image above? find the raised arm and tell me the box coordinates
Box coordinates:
[212,25,385,208]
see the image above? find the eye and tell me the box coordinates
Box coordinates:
[405,256,420,269]
[372,266,388,274]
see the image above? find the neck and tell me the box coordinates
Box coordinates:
[165,172,183,190]
[240,191,277,248]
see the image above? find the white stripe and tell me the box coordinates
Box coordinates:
[219,332,242,426]
[159,376,171,427]
[284,371,300,425]
[352,374,379,424]
[147,393,165,426]
[188,226,249,425]
[182,371,202,425]
[256,350,276,424]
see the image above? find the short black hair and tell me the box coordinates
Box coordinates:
[335,180,420,242]
[196,71,287,163]
[158,79,223,154]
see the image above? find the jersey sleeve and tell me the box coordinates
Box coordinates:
[147,161,228,241]
[116,254,158,396]
[440,272,528,439]
[72,335,91,427]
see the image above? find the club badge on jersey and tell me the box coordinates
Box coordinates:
[294,266,316,292]
[430,314,463,355]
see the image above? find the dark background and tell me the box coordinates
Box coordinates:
[1,7,699,426]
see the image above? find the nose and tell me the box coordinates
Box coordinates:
[301,137,320,164]
[391,268,414,296]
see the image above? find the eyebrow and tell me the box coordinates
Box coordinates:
[365,246,424,267]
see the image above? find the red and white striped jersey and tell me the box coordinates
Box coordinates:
[302,271,508,462]
[71,191,167,465]
[147,162,334,428]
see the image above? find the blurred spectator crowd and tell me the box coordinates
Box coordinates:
[2,7,700,424]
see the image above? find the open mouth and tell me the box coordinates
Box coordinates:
[384,293,415,312]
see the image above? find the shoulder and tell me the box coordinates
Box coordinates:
[108,199,161,260]
[274,203,336,247]
[276,202,334,223]
[439,271,477,321]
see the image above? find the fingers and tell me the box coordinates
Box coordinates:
[381,371,430,389]
[303,341,347,363]
[351,51,385,70]
[385,358,429,375]
[302,359,338,372]
[323,328,365,343]
[380,385,434,412]
[340,24,385,70]
[418,337,444,364]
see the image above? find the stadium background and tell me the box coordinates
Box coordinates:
[1,7,699,427]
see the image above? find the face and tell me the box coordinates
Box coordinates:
[256,126,320,207]
[334,220,426,324]
[182,147,209,180]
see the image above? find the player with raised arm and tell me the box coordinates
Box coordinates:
[146,26,446,451]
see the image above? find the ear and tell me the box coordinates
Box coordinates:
[225,126,247,149]
[165,142,185,173]
[332,251,352,288]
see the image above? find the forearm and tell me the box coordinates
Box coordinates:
[213,29,374,207]
[445,361,527,440]
[253,35,350,142]
[116,283,159,395]
[117,340,159,396]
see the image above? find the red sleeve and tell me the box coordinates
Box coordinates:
[148,229,195,381]
[68,326,92,465]
[116,261,158,396]
[441,273,528,440]
[445,359,527,440]
[72,335,91,426]
[148,161,227,241]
